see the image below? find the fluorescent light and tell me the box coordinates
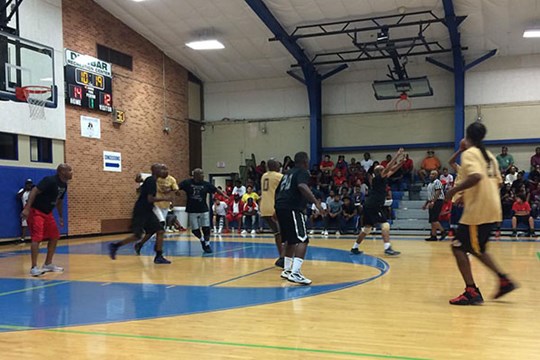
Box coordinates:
[186,40,224,50]
[523,29,540,38]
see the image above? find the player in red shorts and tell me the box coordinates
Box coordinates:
[21,164,73,277]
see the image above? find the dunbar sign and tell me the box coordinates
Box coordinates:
[103,151,121,172]
[64,49,112,77]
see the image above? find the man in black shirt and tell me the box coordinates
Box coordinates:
[275,152,325,285]
[21,164,72,277]
[109,164,171,264]
[179,168,229,253]
[351,148,404,256]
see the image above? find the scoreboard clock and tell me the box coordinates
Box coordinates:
[64,49,113,112]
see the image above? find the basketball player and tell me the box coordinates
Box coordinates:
[445,122,517,305]
[259,159,284,267]
[350,148,404,256]
[179,168,229,253]
[17,179,33,243]
[21,164,72,277]
[275,152,325,285]
[109,163,171,264]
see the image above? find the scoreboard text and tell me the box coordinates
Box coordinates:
[64,49,113,112]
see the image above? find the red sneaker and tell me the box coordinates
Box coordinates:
[449,287,484,305]
[494,278,517,299]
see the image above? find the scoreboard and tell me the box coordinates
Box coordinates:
[64,49,113,112]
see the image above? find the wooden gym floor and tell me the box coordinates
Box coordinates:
[0,232,538,359]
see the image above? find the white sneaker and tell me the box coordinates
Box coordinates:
[30,266,44,277]
[218,227,223,234]
[309,229,315,235]
[250,229,256,235]
[280,269,291,279]
[287,271,312,285]
[322,230,328,237]
[42,263,64,273]
[335,231,341,236]
[241,230,247,235]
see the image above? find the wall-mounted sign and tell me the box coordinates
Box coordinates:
[81,115,100,139]
[103,151,121,172]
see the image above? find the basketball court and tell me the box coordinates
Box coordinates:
[1,0,540,359]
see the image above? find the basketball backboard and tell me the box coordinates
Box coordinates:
[372,76,433,100]
[0,30,57,108]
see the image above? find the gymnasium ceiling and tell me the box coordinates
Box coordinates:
[93,0,540,82]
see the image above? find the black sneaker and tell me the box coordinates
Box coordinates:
[425,236,438,241]
[529,231,537,238]
[154,256,171,264]
[350,248,363,255]
[109,243,119,260]
[134,242,143,256]
[274,257,284,268]
[439,231,448,241]
[511,231,517,238]
[494,278,517,299]
[202,243,213,254]
[384,247,400,256]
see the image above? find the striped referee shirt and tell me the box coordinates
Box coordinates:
[427,179,445,201]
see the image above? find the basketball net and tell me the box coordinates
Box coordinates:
[16,86,51,120]
[395,92,412,115]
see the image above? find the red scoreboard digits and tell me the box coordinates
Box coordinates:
[65,49,113,113]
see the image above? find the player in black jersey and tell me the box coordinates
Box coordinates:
[275,152,325,285]
[351,148,404,256]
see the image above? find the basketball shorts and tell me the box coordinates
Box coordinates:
[189,212,210,229]
[453,223,495,255]
[429,199,444,223]
[275,209,308,245]
[132,210,162,238]
[27,208,60,243]
[261,216,280,234]
[514,215,530,225]
[362,207,387,227]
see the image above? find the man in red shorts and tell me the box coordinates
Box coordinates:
[21,164,73,277]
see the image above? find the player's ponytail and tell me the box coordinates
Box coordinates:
[466,122,491,164]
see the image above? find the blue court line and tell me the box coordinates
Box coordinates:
[209,266,275,287]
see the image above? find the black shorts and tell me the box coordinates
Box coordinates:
[275,209,308,244]
[261,216,280,234]
[453,223,495,254]
[429,199,444,223]
[514,215,530,225]
[363,207,387,227]
[132,210,162,238]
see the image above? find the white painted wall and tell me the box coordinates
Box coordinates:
[0,0,65,140]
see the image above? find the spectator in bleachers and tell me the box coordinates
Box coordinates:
[309,194,327,235]
[504,166,518,185]
[255,161,267,177]
[439,167,454,190]
[367,161,380,185]
[232,180,246,198]
[349,157,360,174]
[340,197,358,234]
[360,152,374,173]
[388,164,404,190]
[352,185,365,211]
[226,194,244,233]
[529,182,540,218]
[401,153,414,184]
[335,155,348,174]
[384,185,393,220]
[348,161,362,185]
[511,171,528,192]
[241,185,259,204]
[496,146,514,174]
[500,183,515,219]
[438,197,453,232]
[282,155,294,172]
[423,170,447,241]
[380,154,392,168]
[214,186,227,202]
[333,170,347,187]
[320,154,334,173]
[528,164,540,189]
[325,189,336,204]
[325,193,343,235]
[511,194,536,237]
[418,149,441,184]
[309,163,322,187]
[531,147,540,170]
[241,197,259,235]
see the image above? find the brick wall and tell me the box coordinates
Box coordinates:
[63,0,190,235]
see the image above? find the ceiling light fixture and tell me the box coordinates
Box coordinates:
[186,40,225,50]
[523,29,540,38]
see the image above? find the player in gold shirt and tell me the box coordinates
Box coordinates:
[259,159,284,267]
[446,122,517,305]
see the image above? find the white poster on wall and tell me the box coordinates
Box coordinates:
[103,151,121,172]
[81,116,101,139]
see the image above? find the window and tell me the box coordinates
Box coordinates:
[0,132,18,160]
[30,137,52,163]
[97,44,133,70]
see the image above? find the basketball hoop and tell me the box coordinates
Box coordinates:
[15,86,52,120]
[395,92,412,114]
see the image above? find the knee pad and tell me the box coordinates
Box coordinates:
[381,222,390,232]
[361,226,372,235]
